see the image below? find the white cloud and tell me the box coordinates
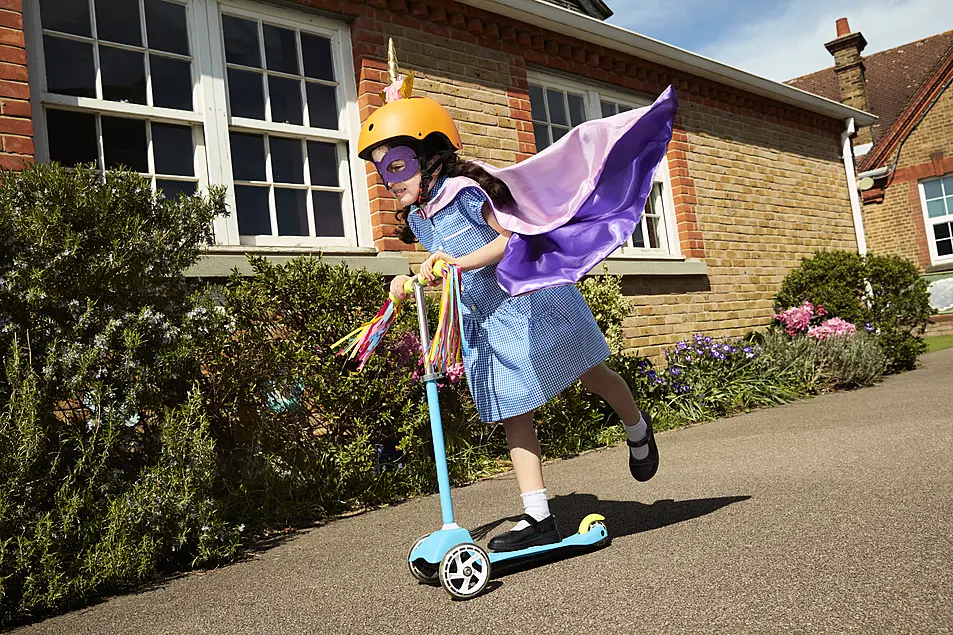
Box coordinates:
[700,0,951,81]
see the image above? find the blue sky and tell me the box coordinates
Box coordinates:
[605,0,950,82]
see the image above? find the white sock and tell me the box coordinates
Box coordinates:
[511,488,550,530]
[626,414,650,460]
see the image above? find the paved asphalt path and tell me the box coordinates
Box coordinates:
[15,348,953,634]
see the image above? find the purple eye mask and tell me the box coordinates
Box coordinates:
[373,146,419,185]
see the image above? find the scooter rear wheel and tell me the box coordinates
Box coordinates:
[407,535,439,585]
[439,543,491,599]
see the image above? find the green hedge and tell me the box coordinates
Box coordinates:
[776,250,934,371]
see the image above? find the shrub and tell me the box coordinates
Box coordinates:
[775,251,933,372]
[758,329,886,391]
[0,163,234,626]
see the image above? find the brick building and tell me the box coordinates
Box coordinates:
[788,20,953,334]
[11,0,875,357]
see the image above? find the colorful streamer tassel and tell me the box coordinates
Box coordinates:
[426,261,464,374]
[332,295,404,369]
[332,260,466,374]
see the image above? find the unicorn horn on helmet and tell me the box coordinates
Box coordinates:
[377,38,415,104]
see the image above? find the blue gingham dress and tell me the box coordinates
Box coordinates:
[409,177,611,423]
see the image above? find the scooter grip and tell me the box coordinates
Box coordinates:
[401,259,448,295]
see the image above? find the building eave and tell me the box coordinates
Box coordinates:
[461,0,878,125]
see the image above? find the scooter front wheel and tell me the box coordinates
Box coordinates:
[439,543,491,599]
[408,534,440,585]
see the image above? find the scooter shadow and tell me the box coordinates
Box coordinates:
[471,493,751,579]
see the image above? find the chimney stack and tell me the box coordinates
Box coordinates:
[825,18,873,145]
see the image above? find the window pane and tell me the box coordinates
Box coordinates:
[46,109,97,167]
[938,240,953,257]
[95,0,141,46]
[145,0,189,55]
[100,46,146,104]
[927,199,948,219]
[942,175,953,195]
[228,69,265,119]
[222,15,260,68]
[152,123,194,176]
[306,82,337,129]
[923,179,943,200]
[156,179,196,199]
[270,137,303,184]
[528,85,546,122]
[44,37,95,98]
[631,221,645,247]
[646,214,660,248]
[40,0,91,37]
[229,132,265,181]
[263,25,298,75]
[269,75,303,125]
[235,185,271,235]
[275,188,308,236]
[301,33,334,81]
[312,190,344,237]
[546,89,567,126]
[533,124,549,151]
[151,55,193,110]
[552,126,567,143]
[307,141,338,186]
[102,116,148,172]
[618,105,631,113]
[568,94,585,126]
[601,101,615,118]
[935,222,952,240]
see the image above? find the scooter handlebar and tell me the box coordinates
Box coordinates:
[401,259,450,296]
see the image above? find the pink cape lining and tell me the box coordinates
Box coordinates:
[421,86,674,235]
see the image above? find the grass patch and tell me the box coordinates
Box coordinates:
[926,334,953,354]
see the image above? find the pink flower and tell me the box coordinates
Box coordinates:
[445,362,466,384]
[807,317,856,341]
[774,301,816,336]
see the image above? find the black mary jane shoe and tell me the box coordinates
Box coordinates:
[487,514,561,552]
[628,411,659,482]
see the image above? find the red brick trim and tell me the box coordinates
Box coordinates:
[0,0,29,169]
[908,181,933,268]
[668,126,705,258]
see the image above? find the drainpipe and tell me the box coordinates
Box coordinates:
[841,117,868,255]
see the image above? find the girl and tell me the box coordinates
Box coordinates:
[357,52,674,552]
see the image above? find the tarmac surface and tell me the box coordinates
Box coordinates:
[16,348,953,634]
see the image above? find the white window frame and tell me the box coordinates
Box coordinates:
[526,70,681,260]
[918,175,953,266]
[24,0,372,250]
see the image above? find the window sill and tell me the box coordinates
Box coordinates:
[925,261,953,276]
[185,246,410,277]
[595,255,708,277]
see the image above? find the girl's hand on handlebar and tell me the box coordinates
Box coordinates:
[421,251,455,283]
[390,274,412,300]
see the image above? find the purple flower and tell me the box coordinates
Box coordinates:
[670,367,682,375]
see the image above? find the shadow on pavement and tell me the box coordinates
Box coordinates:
[472,493,750,579]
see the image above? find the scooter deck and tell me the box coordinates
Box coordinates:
[487,522,609,563]
[410,517,608,567]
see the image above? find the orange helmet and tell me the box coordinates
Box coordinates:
[357,96,462,161]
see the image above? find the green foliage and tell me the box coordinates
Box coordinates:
[757,330,887,391]
[775,250,933,372]
[576,271,631,353]
[0,164,235,626]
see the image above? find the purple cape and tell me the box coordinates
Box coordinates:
[422,85,678,296]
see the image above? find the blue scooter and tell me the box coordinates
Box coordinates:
[405,279,610,599]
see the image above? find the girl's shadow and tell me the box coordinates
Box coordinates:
[470,493,751,578]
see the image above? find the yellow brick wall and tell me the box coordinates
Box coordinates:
[621,100,857,359]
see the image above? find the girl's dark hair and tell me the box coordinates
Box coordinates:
[391,137,515,244]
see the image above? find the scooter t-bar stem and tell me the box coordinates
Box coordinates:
[413,280,457,527]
